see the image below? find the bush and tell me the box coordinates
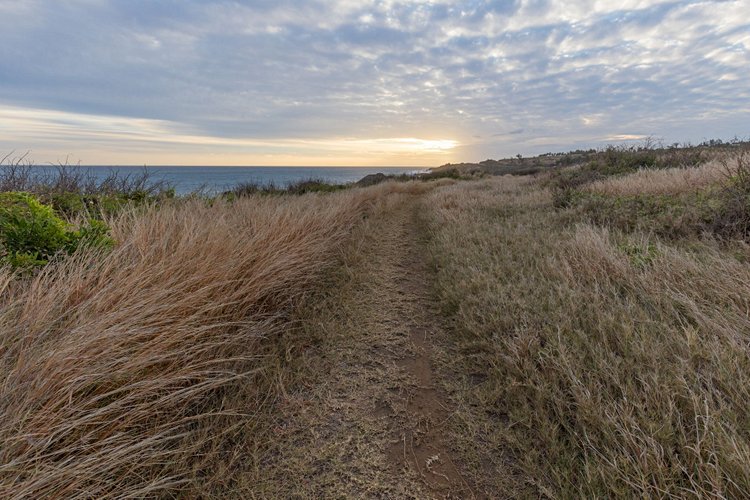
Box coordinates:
[710,150,750,239]
[69,219,116,253]
[551,150,750,244]
[285,178,346,195]
[419,168,463,181]
[47,192,87,217]
[0,192,114,270]
[227,178,348,198]
[0,192,70,267]
[0,154,171,198]
[548,144,713,197]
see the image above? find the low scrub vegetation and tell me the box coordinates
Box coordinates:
[551,148,750,242]
[0,192,113,269]
[225,169,464,197]
[585,157,727,196]
[436,138,745,178]
[225,177,348,198]
[548,145,710,208]
[0,153,174,219]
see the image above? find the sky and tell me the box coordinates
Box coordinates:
[0,0,748,166]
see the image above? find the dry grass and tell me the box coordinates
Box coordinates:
[424,176,750,497]
[585,158,729,196]
[0,181,432,498]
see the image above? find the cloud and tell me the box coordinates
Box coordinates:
[0,105,457,165]
[0,0,748,164]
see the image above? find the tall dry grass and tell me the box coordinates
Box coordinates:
[424,177,750,497]
[0,183,423,498]
[585,158,728,196]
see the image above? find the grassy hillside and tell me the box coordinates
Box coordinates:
[423,146,750,497]
[1,143,749,497]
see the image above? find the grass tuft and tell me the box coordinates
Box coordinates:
[0,185,416,497]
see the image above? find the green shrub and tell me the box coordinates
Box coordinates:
[418,168,463,181]
[0,192,114,270]
[41,192,145,219]
[227,178,348,198]
[87,195,131,217]
[285,179,346,195]
[0,192,70,264]
[4,251,48,270]
[47,192,87,217]
[69,219,115,253]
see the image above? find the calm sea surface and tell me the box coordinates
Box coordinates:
[24,166,425,195]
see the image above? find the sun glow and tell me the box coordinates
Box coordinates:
[398,138,459,152]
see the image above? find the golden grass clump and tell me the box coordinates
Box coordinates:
[424,176,750,497]
[585,157,731,196]
[0,185,412,498]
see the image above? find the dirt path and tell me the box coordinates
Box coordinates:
[253,195,475,498]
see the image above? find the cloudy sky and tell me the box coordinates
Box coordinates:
[0,0,748,166]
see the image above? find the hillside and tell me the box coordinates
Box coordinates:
[433,138,749,177]
[2,142,750,497]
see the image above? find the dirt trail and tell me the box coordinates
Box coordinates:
[383,207,472,496]
[255,195,474,498]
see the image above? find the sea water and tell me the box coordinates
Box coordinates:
[20,166,424,195]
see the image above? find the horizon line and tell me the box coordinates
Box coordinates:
[23,164,433,169]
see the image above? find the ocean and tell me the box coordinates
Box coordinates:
[21,166,425,195]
